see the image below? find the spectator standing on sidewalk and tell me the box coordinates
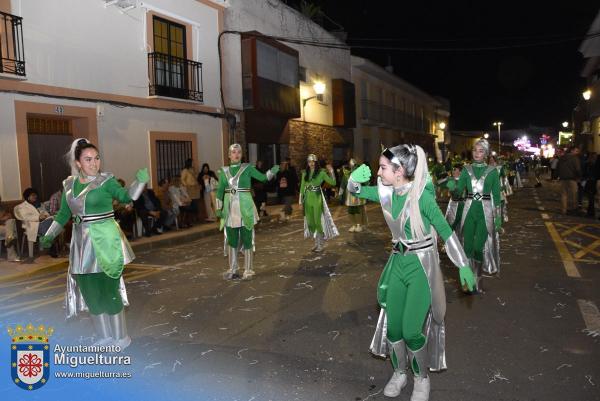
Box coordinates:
[557,146,582,215]
[584,152,598,218]
[550,155,559,180]
[276,160,296,222]
[252,160,269,218]
[181,158,200,224]
[198,163,218,222]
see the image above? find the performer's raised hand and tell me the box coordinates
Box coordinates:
[135,168,150,184]
[459,266,476,292]
[350,164,371,183]
[270,165,280,175]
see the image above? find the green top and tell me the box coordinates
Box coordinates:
[216,163,269,200]
[448,162,501,206]
[54,177,132,226]
[300,168,336,194]
[354,185,453,242]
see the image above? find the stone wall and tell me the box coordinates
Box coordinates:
[287,120,353,168]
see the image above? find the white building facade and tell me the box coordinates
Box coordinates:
[351,56,450,166]
[0,0,227,202]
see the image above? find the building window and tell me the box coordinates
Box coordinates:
[156,140,193,182]
[148,16,203,101]
[241,34,300,117]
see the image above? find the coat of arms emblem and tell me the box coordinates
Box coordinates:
[8,323,53,390]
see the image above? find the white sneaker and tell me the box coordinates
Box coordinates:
[349,225,356,232]
[410,376,430,401]
[383,370,407,397]
[354,224,364,232]
[242,270,255,280]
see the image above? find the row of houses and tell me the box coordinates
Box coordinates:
[0,0,450,202]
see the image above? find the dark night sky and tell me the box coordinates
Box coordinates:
[295,1,599,131]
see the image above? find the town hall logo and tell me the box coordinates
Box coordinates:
[8,323,53,390]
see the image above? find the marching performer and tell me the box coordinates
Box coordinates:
[447,139,502,292]
[215,144,279,280]
[339,158,368,232]
[347,144,475,401]
[300,154,338,252]
[40,138,148,348]
[443,163,465,235]
[489,154,512,223]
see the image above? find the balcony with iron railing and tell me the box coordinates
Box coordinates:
[148,52,203,102]
[0,11,25,77]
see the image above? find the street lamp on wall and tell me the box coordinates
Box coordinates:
[303,81,326,108]
[493,121,503,153]
[438,121,446,130]
[562,121,569,128]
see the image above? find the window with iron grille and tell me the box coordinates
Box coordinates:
[156,140,193,183]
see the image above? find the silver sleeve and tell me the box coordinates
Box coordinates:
[445,232,469,268]
[216,198,223,210]
[266,169,275,181]
[128,180,146,201]
[44,220,64,240]
[347,177,362,194]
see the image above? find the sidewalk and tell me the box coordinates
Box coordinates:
[0,202,307,283]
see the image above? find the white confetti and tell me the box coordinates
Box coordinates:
[237,348,249,359]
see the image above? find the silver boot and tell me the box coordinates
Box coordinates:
[110,311,131,350]
[242,249,255,280]
[384,339,408,397]
[91,313,113,346]
[408,343,430,401]
[314,233,324,253]
[223,245,240,280]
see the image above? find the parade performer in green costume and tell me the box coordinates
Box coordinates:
[444,163,465,235]
[447,139,502,292]
[348,144,475,401]
[216,144,279,280]
[300,154,338,252]
[338,158,368,232]
[489,154,512,223]
[40,138,149,348]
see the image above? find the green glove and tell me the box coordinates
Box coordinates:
[135,168,150,184]
[215,209,223,219]
[494,216,502,232]
[350,164,371,184]
[40,235,54,249]
[270,165,280,175]
[459,266,476,292]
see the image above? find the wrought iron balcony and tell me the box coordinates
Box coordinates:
[148,52,203,102]
[0,11,25,77]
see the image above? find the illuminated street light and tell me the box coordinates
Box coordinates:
[438,122,446,130]
[493,121,503,153]
[562,121,569,128]
[582,89,592,101]
[484,133,489,139]
[302,80,327,120]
